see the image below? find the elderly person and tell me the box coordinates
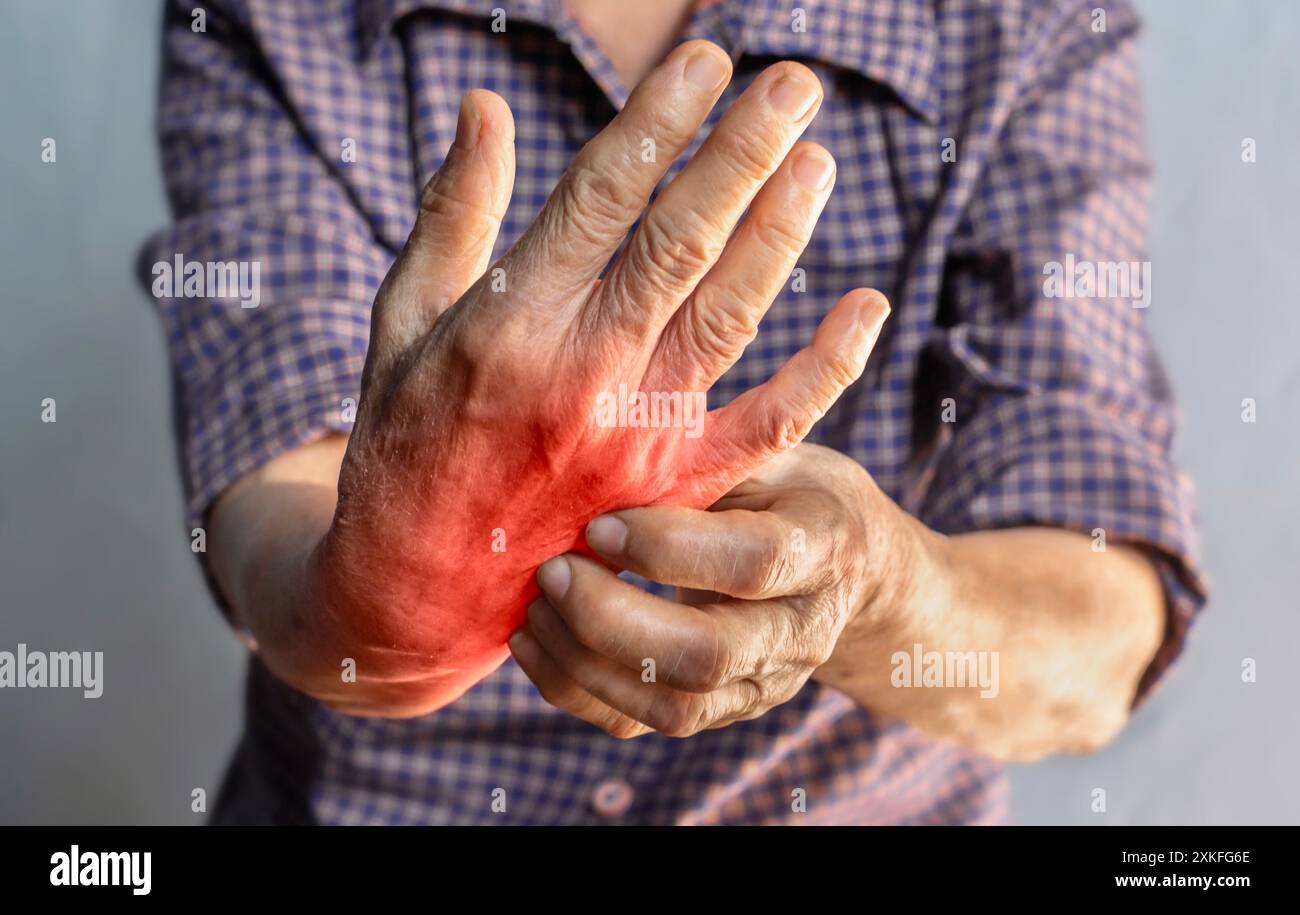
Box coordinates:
[142,0,1205,824]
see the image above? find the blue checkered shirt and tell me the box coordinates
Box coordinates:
[141,0,1207,824]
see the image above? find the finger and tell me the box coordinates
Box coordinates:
[699,288,890,475]
[645,141,836,393]
[600,61,823,336]
[526,599,759,738]
[498,40,732,307]
[534,554,776,693]
[584,505,830,599]
[509,625,652,739]
[373,90,515,357]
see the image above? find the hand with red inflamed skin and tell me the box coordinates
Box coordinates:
[507,442,1166,760]
[239,42,891,716]
[509,443,889,738]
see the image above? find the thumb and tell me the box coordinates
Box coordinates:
[374,90,516,354]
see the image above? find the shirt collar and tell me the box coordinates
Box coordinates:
[356,0,555,56]
[737,0,939,122]
[357,0,939,123]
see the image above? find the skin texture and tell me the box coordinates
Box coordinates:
[210,37,1167,756]
[215,43,890,715]
[514,443,1164,761]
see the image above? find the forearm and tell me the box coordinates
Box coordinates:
[208,434,354,698]
[815,489,1166,761]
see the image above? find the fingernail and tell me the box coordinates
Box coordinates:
[454,94,482,149]
[586,515,628,555]
[684,48,729,91]
[858,291,891,338]
[768,74,820,120]
[792,148,835,191]
[537,557,571,600]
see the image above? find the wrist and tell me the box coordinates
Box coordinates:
[815,478,956,698]
[237,524,344,687]
[845,478,954,644]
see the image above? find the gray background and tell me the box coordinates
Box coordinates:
[1,0,1295,825]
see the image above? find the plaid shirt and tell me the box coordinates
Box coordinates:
[142,0,1207,825]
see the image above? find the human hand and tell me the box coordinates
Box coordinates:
[509,443,901,737]
[314,42,891,713]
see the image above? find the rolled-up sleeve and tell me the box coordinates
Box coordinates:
[918,4,1207,701]
[138,0,389,532]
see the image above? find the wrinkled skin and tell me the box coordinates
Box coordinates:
[314,42,890,712]
[513,443,889,739]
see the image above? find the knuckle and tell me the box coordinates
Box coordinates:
[680,622,734,693]
[627,105,696,157]
[713,123,785,186]
[557,160,640,239]
[804,631,836,669]
[417,173,473,216]
[576,149,645,216]
[416,185,500,252]
[762,407,808,452]
[676,662,722,695]
[750,211,809,261]
[734,557,772,599]
[663,636,725,694]
[738,676,768,712]
[774,600,837,670]
[824,350,862,392]
[686,286,759,366]
[604,714,645,740]
[418,179,499,233]
[746,545,794,598]
[445,321,493,370]
[656,691,706,737]
[627,210,716,292]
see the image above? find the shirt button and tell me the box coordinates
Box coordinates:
[591,778,634,818]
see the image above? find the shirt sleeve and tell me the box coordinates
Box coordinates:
[138,0,390,536]
[917,3,1208,703]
